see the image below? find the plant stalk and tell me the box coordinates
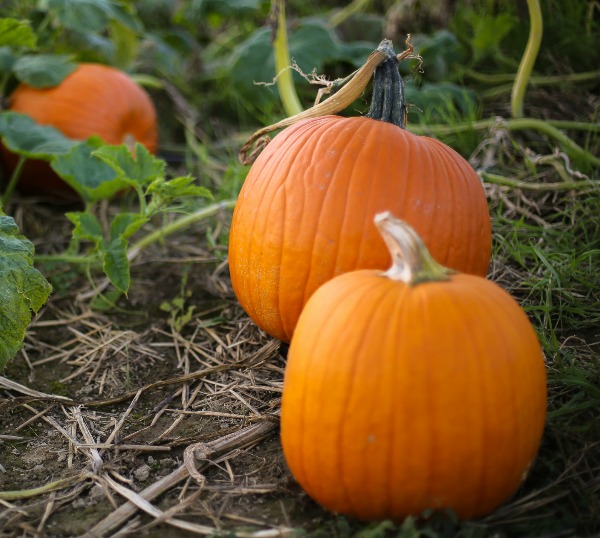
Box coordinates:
[511,0,543,118]
[272,0,303,117]
[1,155,26,207]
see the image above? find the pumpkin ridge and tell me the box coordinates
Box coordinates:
[475,284,519,512]
[480,284,545,505]
[281,117,350,324]
[382,280,412,515]
[348,119,390,271]
[299,117,376,305]
[336,279,392,516]
[429,141,459,268]
[279,117,350,337]
[440,279,489,515]
[235,119,322,334]
[287,274,376,507]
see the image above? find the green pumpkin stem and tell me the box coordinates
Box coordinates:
[366,42,407,129]
[374,212,453,285]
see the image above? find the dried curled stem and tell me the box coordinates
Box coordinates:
[239,35,419,165]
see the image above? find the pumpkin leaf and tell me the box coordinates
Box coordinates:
[109,213,148,241]
[0,46,16,73]
[0,18,37,49]
[43,0,113,33]
[13,54,77,87]
[92,143,165,187]
[65,211,103,247]
[0,212,52,370]
[146,175,212,204]
[229,20,371,106]
[51,139,130,202]
[102,236,130,293]
[0,111,78,158]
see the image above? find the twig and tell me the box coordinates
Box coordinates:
[84,421,279,538]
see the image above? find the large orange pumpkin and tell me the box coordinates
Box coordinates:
[229,45,491,342]
[0,63,158,198]
[280,212,547,522]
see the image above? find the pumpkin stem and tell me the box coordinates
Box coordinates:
[366,42,407,129]
[374,212,453,285]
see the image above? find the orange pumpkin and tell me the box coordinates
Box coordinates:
[229,46,491,342]
[280,212,547,522]
[0,63,158,199]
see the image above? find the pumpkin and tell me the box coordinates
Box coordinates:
[0,63,158,199]
[280,212,547,522]
[229,42,491,343]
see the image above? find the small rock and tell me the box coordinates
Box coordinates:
[134,464,151,482]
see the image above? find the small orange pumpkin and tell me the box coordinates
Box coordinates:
[0,63,158,198]
[280,212,547,521]
[229,43,491,342]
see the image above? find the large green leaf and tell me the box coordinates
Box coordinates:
[44,0,113,33]
[0,18,36,49]
[0,213,52,369]
[0,112,77,158]
[229,20,376,106]
[13,54,77,87]
[51,139,129,202]
[0,47,16,73]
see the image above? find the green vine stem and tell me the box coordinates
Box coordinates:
[67,199,237,302]
[36,200,237,268]
[272,0,303,117]
[410,118,600,168]
[511,0,543,118]
[465,68,600,86]
[0,155,26,207]
[480,171,599,192]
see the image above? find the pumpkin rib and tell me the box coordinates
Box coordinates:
[468,284,514,512]
[282,118,354,335]
[356,280,405,517]
[296,118,365,308]
[437,279,490,515]
[454,145,489,274]
[336,281,390,514]
[238,120,313,333]
[342,120,392,272]
[298,276,376,510]
[385,281,412,516]
[485,286,545,481]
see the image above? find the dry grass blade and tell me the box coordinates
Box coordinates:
[85,421,279,537]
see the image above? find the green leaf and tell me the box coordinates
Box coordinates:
[0,111,78,159]
[51,139,129,202]
[93,143,165,186]
[471,13,515,61]
[109,213,148,241]
[0,213,52,369]
[229,20,360,106]
[147,175,212,203]
[13,54,77,87]
[0,46,16,72]
[0,18,37,49]
[102,237,130,293]
[45,0,112,33]
[65,211,103,246]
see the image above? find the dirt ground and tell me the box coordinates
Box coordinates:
[1,198,329,537]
